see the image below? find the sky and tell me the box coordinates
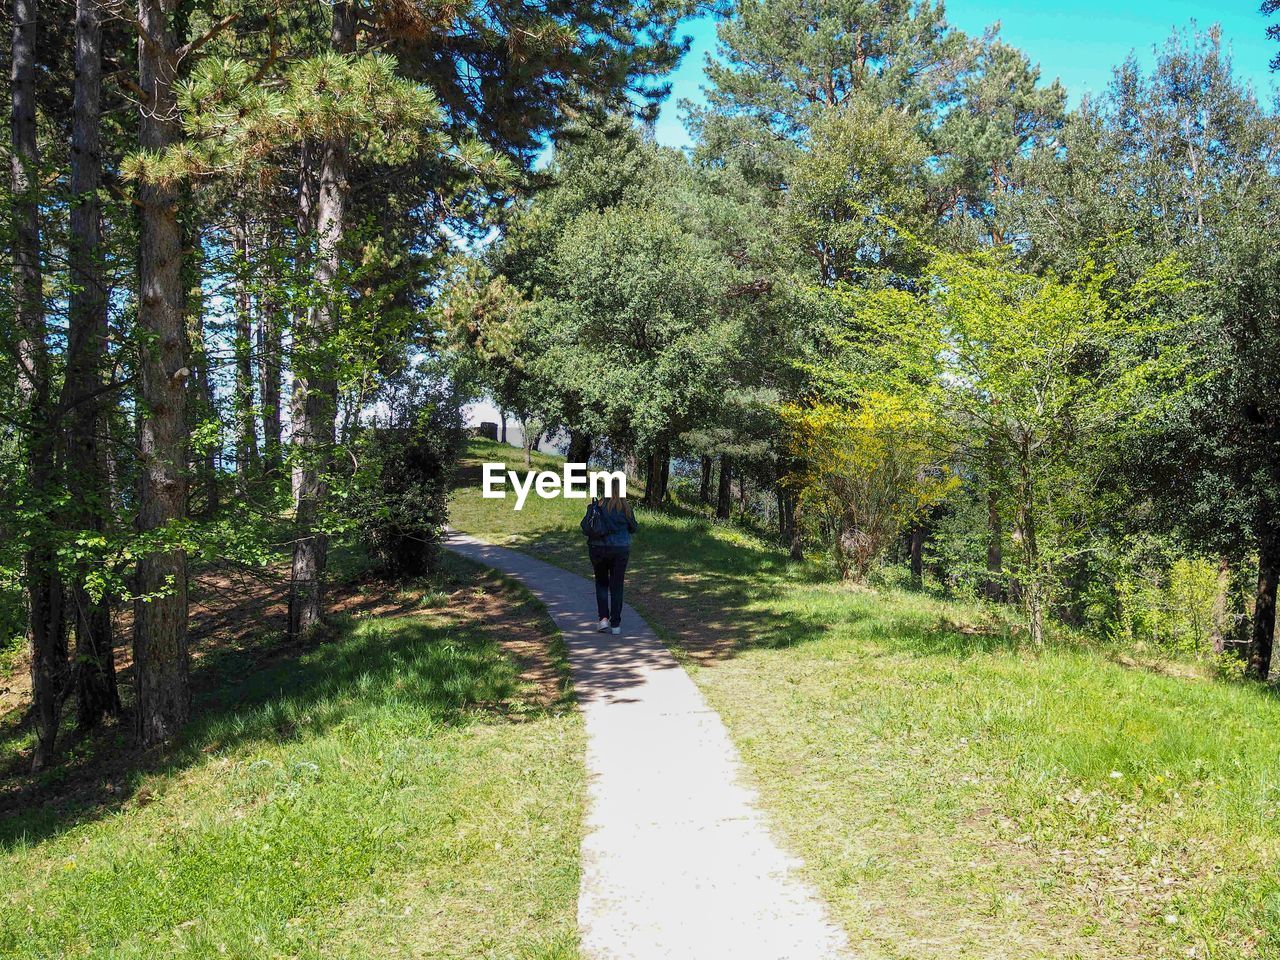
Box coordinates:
[650,0,1280,149]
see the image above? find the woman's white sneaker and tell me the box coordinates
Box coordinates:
[597,619,610,633]
[610,626,621,635]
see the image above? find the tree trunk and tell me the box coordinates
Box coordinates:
[983,486,1003,601]
[519,418,535,467]
[641,450,655,504]
[699,455,712,504]
[642,448,668,505]
[232,209,259,485]
[67,0,119,728]
[185,226,217,515]
[716,455,732,520]
[290,139,317,508]
[777,482,803,559]
[289,0,355,639]
[13,0,67,770]
[1211,554,1231,655]
[499,409,508,444]
[134,0,190,746]
[775,463,804,559]
[909,523,924,587]
[1248,528,1279,680]
[1016,455,1043,647]
[567,430,592,464]
[256,222,284,474]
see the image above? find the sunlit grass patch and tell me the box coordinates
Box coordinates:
[0,559,583,960]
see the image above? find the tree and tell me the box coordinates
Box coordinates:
[932,39,1065,246]
[483,117,811,529]
[692,2,1063,268]
[551,201,735,460]
[12,0,66,769]
[784,96,932,285]
[66,0,119,729]
[878,251,1191,643]
[696,0,972,157]
[230,208,259,486]
[288,1,358,638]
[783,393,954,579]
[132,0,193,746]
[1010,28,1280,672]
[1266,0,1280,71]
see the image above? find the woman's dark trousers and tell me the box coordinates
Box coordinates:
[589,546,630,627]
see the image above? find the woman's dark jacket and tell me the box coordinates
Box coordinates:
[581,499,638,547]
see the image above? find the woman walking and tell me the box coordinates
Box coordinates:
[581,493,638,635]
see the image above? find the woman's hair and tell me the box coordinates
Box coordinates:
[604,493,632,516]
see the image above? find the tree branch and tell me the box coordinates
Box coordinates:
[177,13,239,61]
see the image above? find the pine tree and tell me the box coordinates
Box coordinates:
[231,207,260,487]
[66,0,120,729]
[289,1,358,638]
[934,40,1065,245]
[132,0,192,746]
[12,0,67,771]
[693,0,973,175]
[1265,0,1280,71]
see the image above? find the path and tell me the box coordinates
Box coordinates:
[446,533,850,960]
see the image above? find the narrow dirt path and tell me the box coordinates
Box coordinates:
[446,532,850,960]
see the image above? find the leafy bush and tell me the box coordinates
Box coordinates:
[1112,557,1222,655]
[1091,547,1227,657]
[782,394,956,581]
[351,405,464,580]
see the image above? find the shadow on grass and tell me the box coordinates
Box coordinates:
[0,556,559,852]
[463,505,853,662]
[451,438,1029,666]
[455,518,1013,667]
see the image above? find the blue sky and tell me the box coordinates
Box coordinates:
[651,1,1280,148]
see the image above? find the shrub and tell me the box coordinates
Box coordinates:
[782,394,956,581]
[352,405,464,580]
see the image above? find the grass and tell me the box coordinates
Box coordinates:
[452,438,1280,959]
[0,554,584,960]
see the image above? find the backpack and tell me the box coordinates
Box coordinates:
[585,499,609,539]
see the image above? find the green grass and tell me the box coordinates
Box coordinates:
[453,438,1280,959]
[0,555,583,960]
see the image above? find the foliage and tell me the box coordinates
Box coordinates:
[784,98,932,284]
[1009,28,1280,557]
[1269,0,1280,71]
[931,251,1192,642]
[543,201,737,451]
[351,404,465,580]
[783,394,955,579]
[1112,556,1222,653]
